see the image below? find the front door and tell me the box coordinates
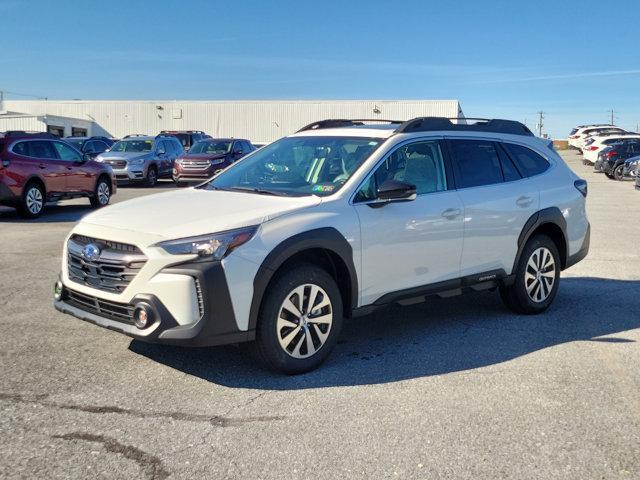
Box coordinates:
[353,139,464,306]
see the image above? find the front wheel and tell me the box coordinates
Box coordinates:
[500,235,560,314]
[253,264,343,374]
[146,166,158,187]
[90,178,111,208]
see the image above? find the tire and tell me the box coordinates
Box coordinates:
[253,264,343,374]
[500,234,560,315]
[613,164,625,181]
[18,182,45,218]
[605,172,614,179]
[90,177,111,208]
[146,166,158,187]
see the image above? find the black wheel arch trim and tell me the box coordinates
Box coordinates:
[513,207,569,272]
[247,227,358,331]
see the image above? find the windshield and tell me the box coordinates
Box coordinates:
[189,140,232,155]
[203,136,383,197]
[110,139,153,153]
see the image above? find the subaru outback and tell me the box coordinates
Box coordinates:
[54,118,590,374]
[1,131,116,218]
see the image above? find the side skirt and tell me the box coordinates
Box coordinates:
[352,269,513,317]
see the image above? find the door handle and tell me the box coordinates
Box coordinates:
[441,208,462,219]
[38,163,46,169]
[66,166,74,170]
[516,196,533,207]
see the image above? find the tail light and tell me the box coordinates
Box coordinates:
[574,179,588,198]
[586,146,599,151]
[607,151,617,158]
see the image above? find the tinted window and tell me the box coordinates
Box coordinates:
[53,142,82,161]
[355,140,447,201]
[157,141,167,154]
[450,140,504,188]
[503,143,550,177]
[28,141,58,159]
[497,144,522,182]
[13,141,29,156]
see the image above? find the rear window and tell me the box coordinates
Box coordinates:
[502,143,550,177]
[569,128,579,135]
[449,140,505,188]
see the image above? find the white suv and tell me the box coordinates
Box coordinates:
[54,118,590,374]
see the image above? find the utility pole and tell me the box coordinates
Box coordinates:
[608,108,615,125]
[0,90,4,112]
[536,111,544,137]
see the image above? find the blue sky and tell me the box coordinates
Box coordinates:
[1,0,639,138]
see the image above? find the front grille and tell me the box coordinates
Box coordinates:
[106,160,127,168]
[181,160,211,170]
[65,288,134,324]
[67,235,147,293]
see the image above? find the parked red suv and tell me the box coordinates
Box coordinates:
[172,138,255,185]
[0,131,116,218]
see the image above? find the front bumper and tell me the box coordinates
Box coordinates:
[54,260,254,347]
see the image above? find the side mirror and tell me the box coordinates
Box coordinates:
[81,153,92,163]
[233,149,243,156]
[376,179,417,202]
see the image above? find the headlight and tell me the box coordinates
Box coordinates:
[210,158,225,165]
[156,226,258,260]
[175,158,183,164]
[129,158,145,166]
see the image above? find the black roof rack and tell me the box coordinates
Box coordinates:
[123,134,148,138]
[297,119,403,132]
[395,117,534,136]
[1,130,57,139]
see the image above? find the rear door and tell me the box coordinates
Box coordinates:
[447,138,539,277]
[23,140,68,195]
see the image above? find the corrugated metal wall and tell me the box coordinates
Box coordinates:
[0,116,43,132]
[4,100,462,142]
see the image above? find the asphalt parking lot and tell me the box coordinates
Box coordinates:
[1,150,639,480]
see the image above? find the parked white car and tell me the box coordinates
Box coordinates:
[582,134,640,164]
[568,125,625,151]
[54,117,590,373]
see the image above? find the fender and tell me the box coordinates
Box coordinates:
[512,207,568,273]
[247,227,358,331]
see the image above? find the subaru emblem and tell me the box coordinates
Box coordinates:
[82,244,101,261]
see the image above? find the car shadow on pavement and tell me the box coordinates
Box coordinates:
[0,204,94,223]
[129,277,640,389]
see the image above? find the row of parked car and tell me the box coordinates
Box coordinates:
[568,124,640,190]
[0,129,259,218]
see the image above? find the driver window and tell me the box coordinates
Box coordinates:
[355,140,447,202]
[157,141,166,155]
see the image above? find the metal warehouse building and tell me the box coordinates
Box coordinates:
[2,100,463,143]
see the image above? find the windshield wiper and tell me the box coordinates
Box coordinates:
[230,186,289,196]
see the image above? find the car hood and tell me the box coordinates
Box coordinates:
[98,151,152,161]
[180,153,227,161]
[80,188,322,241]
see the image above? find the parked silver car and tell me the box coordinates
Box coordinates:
[96,135,183,187]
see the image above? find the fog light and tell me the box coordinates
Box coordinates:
[133,304,154,329]
[54,280,63,301]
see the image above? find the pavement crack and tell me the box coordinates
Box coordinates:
[52,432,170,480]
[0,391,284,427]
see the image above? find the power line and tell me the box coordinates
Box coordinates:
[0,89,48,100]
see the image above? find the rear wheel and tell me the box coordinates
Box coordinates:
[254,264,343,374]
[90,177,111,208]
[146,166,158,187]
[500,234,560,314]
[18,182,45,218]
[613,164,625,181]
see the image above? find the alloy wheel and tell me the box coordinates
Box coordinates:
[26,186,43,214]
[97,182,110,205]
[276,284,333,359]
[524,247,556,303]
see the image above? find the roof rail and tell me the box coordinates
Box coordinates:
[297,119,404,132]
[1,130,58,138]
[395,117,534,136]
[123,134,148,138]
